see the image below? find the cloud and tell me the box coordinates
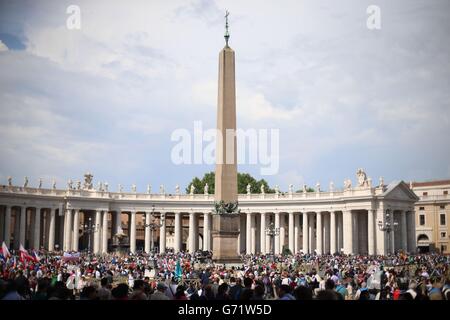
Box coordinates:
[0,39,8,51]
[0,0,449,192]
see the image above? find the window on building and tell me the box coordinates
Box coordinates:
[423,192,428,196]
[442,245,448,253]
[419,207,425,211]
[440,205,445,209]
[441,232,447,239]
[440,214,446,225]
[444,191,448,195]
[419,215,425,226]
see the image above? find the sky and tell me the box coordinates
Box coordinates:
[0,0,449,193]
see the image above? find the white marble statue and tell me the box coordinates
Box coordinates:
[52,180,56,189]
[379,177,384,188]
[67,179,73,190]
[344,179,352,190]
[7,176,12,186]
[118,184,123,193]
[288,184,293,194]
[316,182,320,192]
[329,181,334,192]
[147,184,151,194]
[97,182,103,191]
[160,184,165,194]
[247,184,251,195]
[357,168,369,187]
[104,182,108,192]
[410,181,413,189]
[204,183,209,195]
[83,172,93,190]
[190,184,195,195]
[275,185,279,195]
[76,181,81,190]
[302,184,307,193]
[260,184,265,194]
[131,184,137,193]
[175,184,180,195]
[23,176,29,188]
[38,178,43,189]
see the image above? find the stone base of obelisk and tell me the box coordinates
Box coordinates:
[211,214,241,263]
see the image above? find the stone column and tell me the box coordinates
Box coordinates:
[390,211,395,253]
[129,211,136,253]
[102,211,108,253]
[343,210,353,255]
[407,211,416,253]
[274,212,280,254]
[246,212,252,254]
[279,213,285,252]
[160,213,166,253]
[64,209,72,251]
[316,212,322,254]
[188,212,196,253]
[33,208,41,250]
[288,212,295,253]
[251,214,256,254]
[265,214,271,253]
[174,212,181,252]
[352,212,358,254]
[294,214,300,253]
[324,213,330,254]
[400,210,407,251]
[115,211,122,235]
[330,211,336,254]
[94,211,101,253]
[72,209,79,252]
[4,206,11,247]
[302,212,308,253]
[368,209,376,255]
[260,212,266,254]
[48,208,55,251]
[144,212,151,253]
[308,215,314,252]
[375,208,386,255]
[0,209,4,243]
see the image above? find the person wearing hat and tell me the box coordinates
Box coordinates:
[150,282,169,300]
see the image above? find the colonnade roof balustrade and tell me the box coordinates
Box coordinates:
[0,184,389,202]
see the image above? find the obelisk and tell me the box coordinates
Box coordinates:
[212,11,241,263]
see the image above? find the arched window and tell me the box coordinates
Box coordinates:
[417,234,429,242]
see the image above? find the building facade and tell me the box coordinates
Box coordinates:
[411,180,450,254]
[0,170,418,256]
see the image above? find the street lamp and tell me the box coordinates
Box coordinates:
[82,217,99,253]
[377,210,399,255]
[265,221,280,255]
[143,205,164,253]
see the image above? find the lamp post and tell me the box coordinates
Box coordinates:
[143,205,164,253]
[265,221,280,256]
[82,217,99,253]
[378,210,398,255]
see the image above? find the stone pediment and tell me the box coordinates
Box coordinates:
[382,180,419,201]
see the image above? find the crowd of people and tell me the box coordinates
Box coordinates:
[1,248,449,301]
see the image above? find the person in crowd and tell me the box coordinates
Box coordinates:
[150,282,170,300]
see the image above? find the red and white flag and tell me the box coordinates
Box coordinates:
[19,244,33,263]
[1,241,11,259]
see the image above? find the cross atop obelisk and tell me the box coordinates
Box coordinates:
[224,10,230,47]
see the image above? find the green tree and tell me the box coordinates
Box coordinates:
[186,172,275,194]
[295,187,315,193]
